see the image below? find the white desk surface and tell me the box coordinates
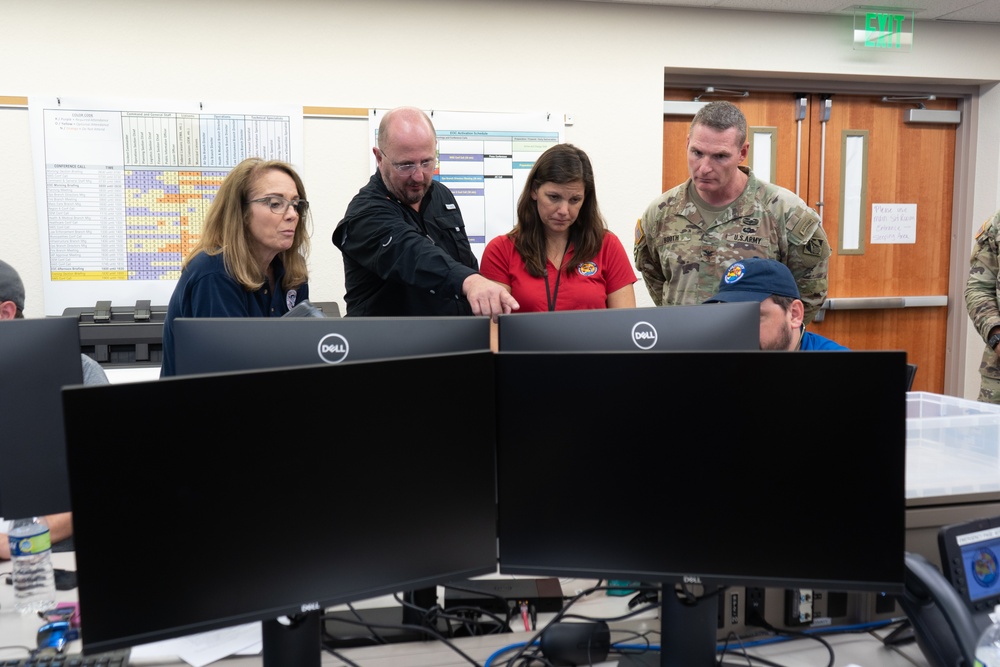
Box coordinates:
[0,558,930,667]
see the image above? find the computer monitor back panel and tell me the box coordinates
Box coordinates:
[496,350,907,593]
[0,317,83,517]
[497,303,760,352]
[62,351,498,652]
[172,316,491,375]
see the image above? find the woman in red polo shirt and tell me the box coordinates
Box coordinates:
[480,143,636,311]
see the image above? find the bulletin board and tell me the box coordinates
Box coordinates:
[12,96,563,315]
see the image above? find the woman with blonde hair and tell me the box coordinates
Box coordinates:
[160,157,311,376]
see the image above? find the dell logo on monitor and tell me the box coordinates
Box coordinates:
[318,333,349,364]
[631,321,657,350]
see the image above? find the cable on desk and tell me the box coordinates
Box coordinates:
[320,605,484,666]
[733,617,903,649]
[400,591,514,637]
[441,604,512,636]
[336,601,392,645]
[0,645,33,659]
[323,590,512,650]
[487,590,906,667]
[484,640,534,667]
[717,631,780,667]
[487,581,659,666]
[441,581,528,633]
[713,619,914,667]
[731,613,837,667]
[519,601,531,631]
[322,644,364,667]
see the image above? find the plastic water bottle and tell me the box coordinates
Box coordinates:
[976,605,1000,666]
[8,516,56,614]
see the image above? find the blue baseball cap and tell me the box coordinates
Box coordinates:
[704,257,800,303]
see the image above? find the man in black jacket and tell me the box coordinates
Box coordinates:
[333,106,519,318]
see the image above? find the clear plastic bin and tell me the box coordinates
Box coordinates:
[906,391,1000,498]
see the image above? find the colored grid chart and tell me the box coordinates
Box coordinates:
[125,169,228,280]
[32,98,303,315]
[44,109,293,282]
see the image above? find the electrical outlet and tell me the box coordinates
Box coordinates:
[722,588,742,628]
[785,588,813,626]
[745,587,766,627]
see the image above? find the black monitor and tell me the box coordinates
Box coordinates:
[0,317,83,518]
[171,316,491,375]
[495,350,907,666]
[496,303,760,352]
[61,351,498,666]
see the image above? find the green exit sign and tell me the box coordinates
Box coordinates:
[853,6,914,51]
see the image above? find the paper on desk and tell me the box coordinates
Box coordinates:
[128,622,261,667]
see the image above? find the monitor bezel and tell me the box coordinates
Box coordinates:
[496,302,760,353]
[171,315,492,376]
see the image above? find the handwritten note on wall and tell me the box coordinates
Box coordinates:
[871,203,917,244]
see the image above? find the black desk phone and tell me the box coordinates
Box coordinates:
[939,515,1000,616]
[896,516,1000,667]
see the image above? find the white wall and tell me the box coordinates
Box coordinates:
[3,0,1000,396]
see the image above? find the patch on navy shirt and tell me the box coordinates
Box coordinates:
[577,262,598,277]
[445,203,457,210]
[286,290,298,311]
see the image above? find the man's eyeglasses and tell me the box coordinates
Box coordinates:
[380,151,436,176]
[246,196,309,216]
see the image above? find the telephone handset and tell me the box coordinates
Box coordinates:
[897,551,982,667]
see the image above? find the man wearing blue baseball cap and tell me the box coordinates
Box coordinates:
[704,257,847,351]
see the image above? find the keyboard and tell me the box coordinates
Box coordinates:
[0,648,129,666]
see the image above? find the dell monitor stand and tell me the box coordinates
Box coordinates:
[262,612,322,667]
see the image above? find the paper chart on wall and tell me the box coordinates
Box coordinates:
[369,109,563,265]
[28,96,304,316]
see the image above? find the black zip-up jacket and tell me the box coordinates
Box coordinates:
[333,171,479,316]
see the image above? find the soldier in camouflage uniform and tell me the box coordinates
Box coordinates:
[634,101,830,324]
[964,210,1000,403]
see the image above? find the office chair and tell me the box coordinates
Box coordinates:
[906,363,918,391]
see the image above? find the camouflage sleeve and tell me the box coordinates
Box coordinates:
[965,211,1000,341]
[785,209,830,326]
[633,214,664,306]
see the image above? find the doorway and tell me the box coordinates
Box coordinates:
[664,79,968,394]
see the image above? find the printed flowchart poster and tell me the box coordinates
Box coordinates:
[29,96,303,315]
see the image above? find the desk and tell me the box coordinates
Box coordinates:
[115,626,929,667]
[0,565,930,667]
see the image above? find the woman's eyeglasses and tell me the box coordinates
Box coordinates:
[246,196,309,216]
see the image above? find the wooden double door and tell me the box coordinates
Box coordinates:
[664,90,958,393]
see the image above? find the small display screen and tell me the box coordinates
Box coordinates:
[958,527,1000,602]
